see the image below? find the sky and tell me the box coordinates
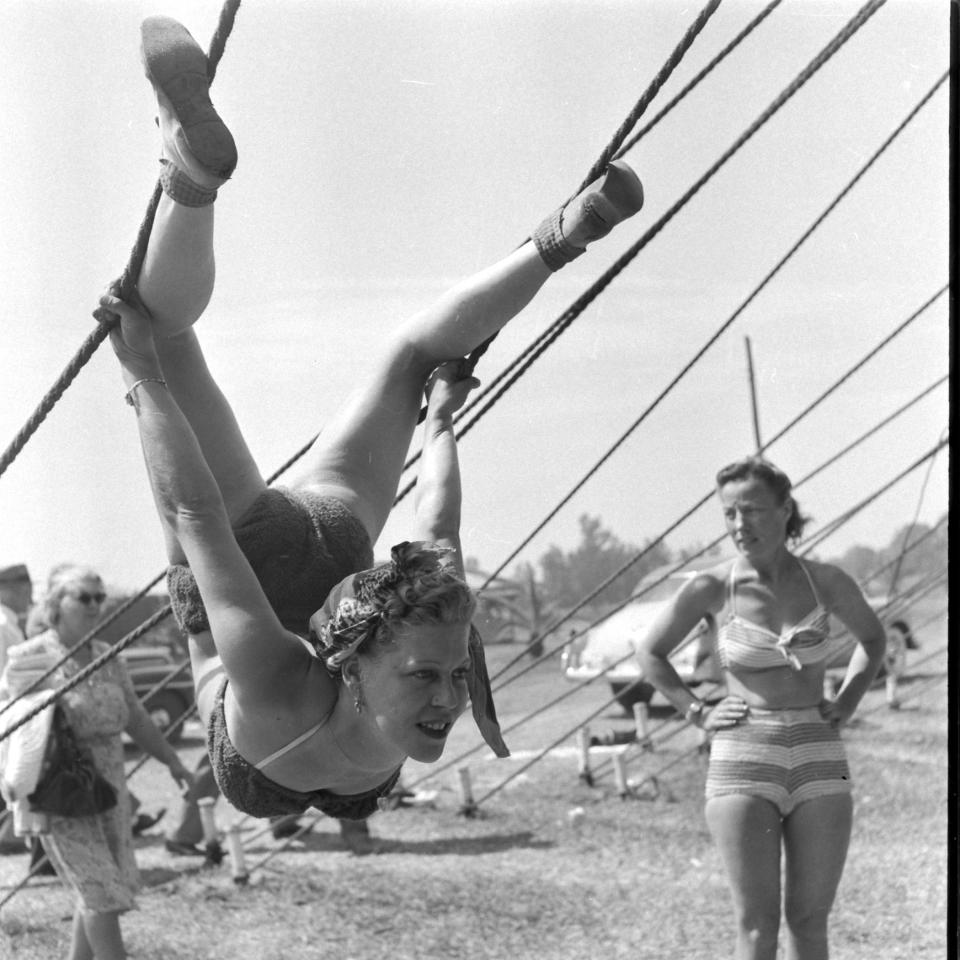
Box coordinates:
[0,0,950,596]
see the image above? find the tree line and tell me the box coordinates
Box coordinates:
[466,510,948,653]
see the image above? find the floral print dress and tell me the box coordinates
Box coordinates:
[30,631,140,912]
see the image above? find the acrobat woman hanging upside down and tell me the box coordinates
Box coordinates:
[103,16,645,820]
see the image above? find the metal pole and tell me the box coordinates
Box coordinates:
[745,336,762,451]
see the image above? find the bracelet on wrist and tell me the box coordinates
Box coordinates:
[124,377,168,408]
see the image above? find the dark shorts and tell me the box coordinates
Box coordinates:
[166,487,373,637]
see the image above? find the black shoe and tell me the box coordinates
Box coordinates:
[164,839,205,857]
[132,808,167,836]
[270,815,308,840]
[339,818,377,856]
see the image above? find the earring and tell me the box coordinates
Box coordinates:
[353,686,363,714]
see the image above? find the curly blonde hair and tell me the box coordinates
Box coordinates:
[311,541,475,676]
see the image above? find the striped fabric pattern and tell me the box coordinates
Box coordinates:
[705,707,851,815]
[718,558,834,671]
[718,608,833,672]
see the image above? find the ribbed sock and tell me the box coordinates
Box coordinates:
[531,208,584,272]
[159,159,218,207]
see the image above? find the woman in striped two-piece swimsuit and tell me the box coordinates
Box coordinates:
[637,457,885,960]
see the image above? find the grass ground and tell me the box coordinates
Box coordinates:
[0,608,948,960]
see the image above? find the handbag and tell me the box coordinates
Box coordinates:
[28,705,118,817]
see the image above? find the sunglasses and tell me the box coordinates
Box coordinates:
[70,591,107,606]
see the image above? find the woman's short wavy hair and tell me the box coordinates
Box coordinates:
[40,563,104,628]
[310,541,475,677]
[715,456,810,542]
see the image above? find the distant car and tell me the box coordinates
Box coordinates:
[561,564,915,713]
[120,646,194,743]
[561,567,721,714]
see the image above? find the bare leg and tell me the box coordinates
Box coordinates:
[131,19,260,562]
[289,241,552,542]
[706,795,784,960]
[67,908,94,960]
[74,910,127,960]
[135,195,266,565]
[137,194,216,335]
[290,160,643,544]
[782,795,853,960]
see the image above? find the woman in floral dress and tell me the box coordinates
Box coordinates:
[4,563,191,960]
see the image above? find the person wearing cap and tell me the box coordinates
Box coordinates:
[0,564,33,679]
[0,564,35,853]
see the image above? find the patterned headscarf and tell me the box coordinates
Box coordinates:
[308,542,509,758]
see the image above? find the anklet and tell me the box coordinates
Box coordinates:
[532,208,584,272]
[125,377,168,408]
[159,159,218,207]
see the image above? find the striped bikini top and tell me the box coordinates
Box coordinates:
[718,560,832,672]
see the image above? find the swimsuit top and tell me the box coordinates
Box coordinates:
[207,678,402,820]
[717,560,832,672]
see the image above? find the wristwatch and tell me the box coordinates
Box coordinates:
[684,700,706,727]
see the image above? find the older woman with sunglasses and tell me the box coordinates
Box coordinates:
[2,563,191,960]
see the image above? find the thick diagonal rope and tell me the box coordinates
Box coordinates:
[614,0,784,157]
[459,0,724,380]
[465,51,947,582]
[396,0,910,509]
[452,0,894,427]
[396,0,785,474]
[0,0,243,481]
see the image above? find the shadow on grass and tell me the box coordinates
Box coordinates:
[368,831,554,856]
[259,830,554,857]
[136,829,554,865]
[140,866,186,887]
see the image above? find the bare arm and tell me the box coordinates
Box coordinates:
[124,698,192,789]
[818,563,886,723]
[636,569,747,730]
[636,573,723,715]
[413,362,479,572]
[104,295,309,707]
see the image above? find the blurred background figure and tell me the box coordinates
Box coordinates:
[0,563,33,854]
[0,563,32,676]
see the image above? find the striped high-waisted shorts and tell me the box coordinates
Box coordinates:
[705,706,851,816]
